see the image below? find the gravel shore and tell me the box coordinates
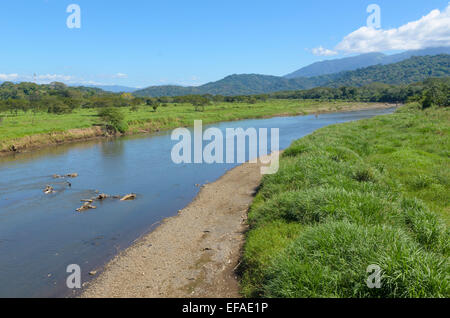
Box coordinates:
[81,155,275,298]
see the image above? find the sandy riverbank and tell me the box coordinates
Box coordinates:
[81,153,278,298]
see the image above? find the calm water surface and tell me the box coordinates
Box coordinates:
[0,107,395,297]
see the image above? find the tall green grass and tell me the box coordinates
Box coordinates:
[240,105,450,298]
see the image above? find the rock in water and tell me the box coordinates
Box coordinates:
[76,203,97,212]
[43,185,54,194]
[96,193,109,200]
[120,194,137,201]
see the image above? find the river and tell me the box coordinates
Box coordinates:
[0,107,395,297]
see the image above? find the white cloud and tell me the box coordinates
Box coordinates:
[113,72,128,79]
[335,4,450,53]
[36,74,74,82]
[0,73,19,81]
[311,46,338,56]
[311,4,450,56]
[0,72,132,86]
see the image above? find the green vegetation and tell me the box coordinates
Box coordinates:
[240,105,449,298]
[269,77,450,106]
[0,99,371,152]
[285,47,450,78]
[0,76,448,154]
[133,55,450,97]
[97,107,128,133]
[321,54,450,87]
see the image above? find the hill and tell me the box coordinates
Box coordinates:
[85,85,137,93]
[134,75,318,97]
[317,54,450,87]
[134,54,450,97]
[285,52,386,78]
[0,81,106,100]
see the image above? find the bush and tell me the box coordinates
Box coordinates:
[262,221,449,298]
[47,103,72,114]
[97,107,128,133]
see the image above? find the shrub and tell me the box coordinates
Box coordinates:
[97,107,128,133]
[47,102,72,114]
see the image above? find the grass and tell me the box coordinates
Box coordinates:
[0,100,388,152]
[240,104,449,298]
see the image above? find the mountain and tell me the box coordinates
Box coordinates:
[134,54,450,97]
[87,85,137,93]
[315,54,450,87]
[134,75,317,97]
[285,47,450,78]
[285,53,386,78]
[382,47,450,65]
[197,74,317,95]
[68,84,137,93]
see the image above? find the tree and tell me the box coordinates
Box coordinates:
[145,98,160,111]
[190,95,209,112]
[421,92,433,109]
[97,107,128,133]
[146,98,155,106]
[48,102,72,114]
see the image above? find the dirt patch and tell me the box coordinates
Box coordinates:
[80,154,277,298]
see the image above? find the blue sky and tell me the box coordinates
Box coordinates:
[0,0,449,87]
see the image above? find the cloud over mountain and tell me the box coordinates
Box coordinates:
[315,4,450,55]
[312,46,338,56]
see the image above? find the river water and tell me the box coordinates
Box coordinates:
[0,107,395,297]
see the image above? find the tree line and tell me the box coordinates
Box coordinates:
[156,77,449,108]
[0,77,448,117]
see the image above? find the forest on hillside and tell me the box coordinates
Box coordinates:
[133,55,450,97]
[0,77,448,117]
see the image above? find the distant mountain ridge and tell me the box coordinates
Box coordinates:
[78,85,138,93]
[134,54,450,97]
[285,47,450,78]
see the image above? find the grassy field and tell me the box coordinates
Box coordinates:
[0,100,390,153]
[240,104,449,298]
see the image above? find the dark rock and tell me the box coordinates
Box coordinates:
[96,193,109,200]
